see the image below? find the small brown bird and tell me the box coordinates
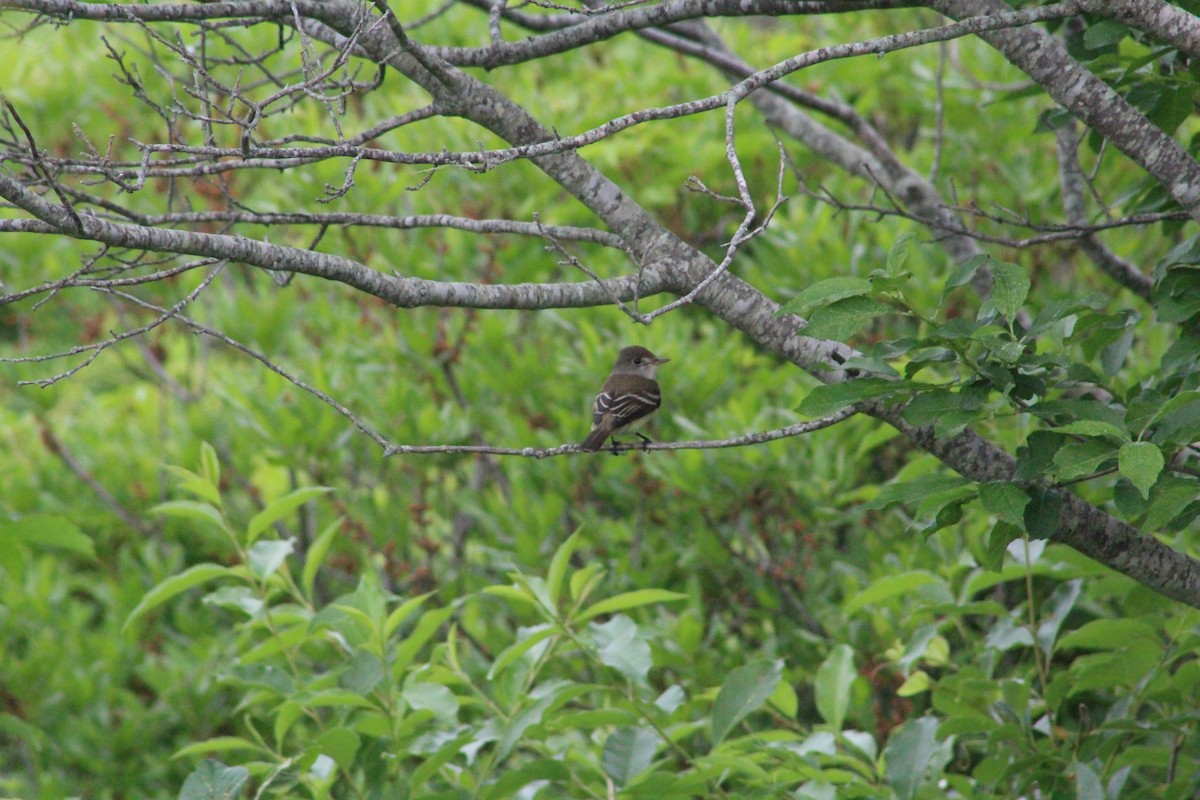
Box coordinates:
[581,345,669,453]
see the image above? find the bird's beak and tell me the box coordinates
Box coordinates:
[655,357,670,365]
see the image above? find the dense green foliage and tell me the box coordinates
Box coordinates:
[3,3,1200,799]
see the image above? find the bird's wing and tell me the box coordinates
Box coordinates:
[592,377,661,427]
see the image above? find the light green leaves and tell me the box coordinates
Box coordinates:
[814,645,856,732]
[577,589,689,623]
[1119,442,1165,499]
[124,563,237,632]
[1,513,95,559]
[247,486,332,543]
[990,261,1030,321]
[591,615,653,685]
[845,572,940,616]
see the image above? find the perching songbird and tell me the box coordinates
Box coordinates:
[581,345,669,453]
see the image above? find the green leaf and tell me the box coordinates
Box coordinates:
[711,658,783,745]
[798,378,907,417]
[247,538,294,581]
[866,473,968,510]
[402,682,459,722]
[1036,579,1082,653]
[939,254,989,305]
[602,726,659,787]
[1,514,95,559]
[991,261,1030,320]
[164,465,222,506]
[814,645,855,731]
[901,389,965,427]
[1119,442,1164,499]
[776,276,871,318]
[1144,477,1200,530]
[591,615,652,685]
[1024,489,1062,539]
[569,562,606,603]
[1073,760,1104,800]
[149,500,231,534]
[887,232,917,275]
[409,732,476,791]
[897,671,931,697]
[845,572,940,615]
[577,589,688,623]
[291,689,376,709]
[497,682,573,760]
[124,563,236,631]
[312,727,360,769]
[1053,438,1119,481]
[226,664,294,693]
[383,592,434,640]
[546,528,584,609]
[978,482,1030,528]
[1050,420,1129,440]
[1151,395,1200,447]
[803,296,894,341]
[487,624,555,681]
[1082,19,1128,49]
[339,648,385,695]
[199,442,221,495]
[1057,618,1157,651]
[246,486,332,543]
[769,678,799,717]
[172,737,268,760]
[178,759,249,800]
[480,759,571,798]
[392,604,456,676]
[883,717,941,800]
[983,522,1022,572]
[1015,431,1065,482]
[303,519,341,598]
[927,499,964,534]
[1100,324,1134,376]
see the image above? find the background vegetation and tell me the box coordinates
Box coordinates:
[2,1,1200,798]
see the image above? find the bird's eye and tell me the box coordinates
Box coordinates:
[633,358,642,364]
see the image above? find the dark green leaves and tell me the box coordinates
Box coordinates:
[179,759,249,800]
[803,296,895,340]
[978,482,1030,528]
[711,659,783,745]
[798,378,910,417]
[774,275,893,341]
[777,277,872,318]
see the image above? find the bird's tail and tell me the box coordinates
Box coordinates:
[581,423,612,452]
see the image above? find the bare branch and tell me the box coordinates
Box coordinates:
[383,409,858,458]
